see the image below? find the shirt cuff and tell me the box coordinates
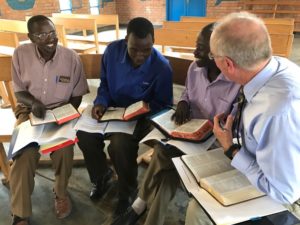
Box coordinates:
[231,147,255,174]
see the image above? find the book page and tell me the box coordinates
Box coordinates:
[100,107,125,121]
[8,120,44,158]
[151,109,179,134]
[173,119,208,133]
[38,119,77,144]
[181,148,232,183]
[200,169,265,206]
[123,101,149,120]
[29,110,56,126]
[52,103,80,124]
[105,121,137,135]
[74,105,108,134]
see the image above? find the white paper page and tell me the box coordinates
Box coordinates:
[172,157,286,225]
[74,105,107,134]
[38,120,77,143]
[172,157,201,193]
[167,135,216,155]
[9,120,44,156]
[139,128,168,145]
[105,120,137,135]
[191,189,285,225]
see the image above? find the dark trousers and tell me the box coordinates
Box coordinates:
[77,118,152,200]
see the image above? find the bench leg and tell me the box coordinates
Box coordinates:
[0,82,11,108]
[0,142,10,185]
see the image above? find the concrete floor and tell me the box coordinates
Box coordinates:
[1,32,300,225]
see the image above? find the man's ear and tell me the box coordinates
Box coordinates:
[224,57,235,74]
[125,35,128,44]
[28,33,34,43]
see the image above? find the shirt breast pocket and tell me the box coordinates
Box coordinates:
[54,83,70,100]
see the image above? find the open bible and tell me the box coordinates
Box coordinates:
[151,109,213,142]
[181,148,265,206]
[8,120,78,158]
[29,103,80,126]
[99,101,150,122]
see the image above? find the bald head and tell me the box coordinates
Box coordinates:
[210,12,272,71]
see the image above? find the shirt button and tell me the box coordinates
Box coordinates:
[205,98,207,102]
[44,78,47,82]
[43,91,46,94]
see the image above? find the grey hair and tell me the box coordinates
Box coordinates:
[211,12,272,70]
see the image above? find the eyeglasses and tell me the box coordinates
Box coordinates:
[208,52,222,60]
[32,31,57,41]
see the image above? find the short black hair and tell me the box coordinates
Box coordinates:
[202,22,215,35]
[127,17,154,41]
[27,15,54,33]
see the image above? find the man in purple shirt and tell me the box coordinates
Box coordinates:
[10,15,89,225]
[112,23,240,225]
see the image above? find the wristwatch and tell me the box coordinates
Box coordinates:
[224,144,241,160]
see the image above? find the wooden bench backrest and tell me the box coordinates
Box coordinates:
[154,29,198,53]
[52,13,119,39]
[51,17,99,53]
[0,19,27,34]
[78,53,189,86]
[0,56,16,110]
[0,32,19,48]
[164,18,294,34]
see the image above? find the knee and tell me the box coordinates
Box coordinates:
[108,134,132,156]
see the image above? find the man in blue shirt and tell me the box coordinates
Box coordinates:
[77,17,173,217]
[184,11,300,224]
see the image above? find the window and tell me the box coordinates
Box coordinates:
[89,0,99,15]
[59,0,72,14]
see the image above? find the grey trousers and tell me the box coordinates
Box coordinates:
[9,144,74,218]
[138,143,182,225]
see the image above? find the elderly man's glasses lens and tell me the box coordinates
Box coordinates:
[208,52,223,60]
[32,31,57,40]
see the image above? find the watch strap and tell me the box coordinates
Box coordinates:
[224,144,241,160]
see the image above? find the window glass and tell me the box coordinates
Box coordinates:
[59,0,72,13]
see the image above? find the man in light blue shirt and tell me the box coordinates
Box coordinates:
[186,11,300,225]
[210,12,300,219]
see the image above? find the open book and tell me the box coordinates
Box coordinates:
[172,155,287,225]
[8,119,78,159]
[151,109,213,142]
[99,101,150,122]
[181,148,265,206]
[74,105,137,135]
[29,103,80,126]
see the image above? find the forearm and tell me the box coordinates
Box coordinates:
[69,96,82,109]
[15,91,36,107]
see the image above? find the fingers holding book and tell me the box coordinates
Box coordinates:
[92,104,106,121]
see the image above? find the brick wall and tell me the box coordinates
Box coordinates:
[206,0,242,18]
[115,0,166,25]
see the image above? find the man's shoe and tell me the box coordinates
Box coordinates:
[90,168,113,201]
[54,194,72,219]
[111,206,146,225]
[11,215,30,225]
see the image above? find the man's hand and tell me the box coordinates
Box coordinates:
[31,99,46,118]
[213,113,234,151]
[92,104,106,121]
[171,101,190,125]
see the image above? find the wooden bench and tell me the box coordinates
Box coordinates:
[157,17,294,58]
[52,13,119,45]
[242,0,300,32]
[49,17,100,54]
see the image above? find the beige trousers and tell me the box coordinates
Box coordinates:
[138,143,182,225]
[9,144,74,218]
